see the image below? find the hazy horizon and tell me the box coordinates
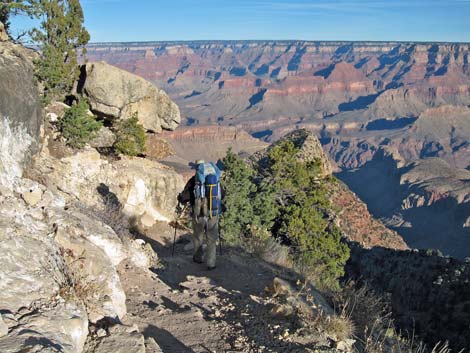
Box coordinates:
[85,39,470,45]
[9,0,470,43]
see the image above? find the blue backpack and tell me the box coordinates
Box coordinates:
[193,162,221,218]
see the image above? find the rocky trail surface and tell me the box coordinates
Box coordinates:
[113,231,335,353]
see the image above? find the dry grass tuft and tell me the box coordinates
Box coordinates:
[43,248,102,308]
[320,313,356,342]
[244,225,291,268]
[334,282,458,353]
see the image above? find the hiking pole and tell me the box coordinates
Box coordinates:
[172,218,177,257]
[219,231,223,256]
[172,202,181,257]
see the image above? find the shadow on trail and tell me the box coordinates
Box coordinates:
[144,325,196,353]
[148,237,314,352]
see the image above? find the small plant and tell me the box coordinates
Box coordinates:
[42,248,100,307]
[318,313,355,342]
[244,224,291,267]
[58,100,102,148]
[113,112,146,156]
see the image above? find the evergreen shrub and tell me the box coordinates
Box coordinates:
[113,112,146,156]
[58,100,101,148]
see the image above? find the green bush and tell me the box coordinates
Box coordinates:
[267,140,349,291]
[220,148,256,243]
[113,112,146,156]
[58,100,102,149]
[220,136,350,291]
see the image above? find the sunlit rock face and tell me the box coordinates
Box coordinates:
[31,147,183,226]
[77,61,181,133]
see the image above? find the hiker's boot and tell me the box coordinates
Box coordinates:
[193,255,204,264]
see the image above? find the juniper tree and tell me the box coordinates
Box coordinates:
[220,148,256,243]
[266,139,350,290]
[31,0,89,101]
[2,0,89,100]
[221,136,350,291]
[58,99,101,148]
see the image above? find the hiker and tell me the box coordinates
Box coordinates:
[178,159,222,270]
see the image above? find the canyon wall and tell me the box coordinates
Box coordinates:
[86,40,470,258]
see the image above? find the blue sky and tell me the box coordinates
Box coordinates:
[10,0,470,43]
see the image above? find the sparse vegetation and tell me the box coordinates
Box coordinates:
[318,312,355,342]
[113,112,146,156]
[243,224,290,267]
[42,247,101,308]
[58,100,102,148]
[331,281,456,353]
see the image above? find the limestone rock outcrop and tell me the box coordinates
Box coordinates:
[0,21,8,41]
[77,61,181,132]
[284,129,333,177]
[32,147,183,226]
[0,174,159,352]
[0,35,42,185]
[256,129,332,178]
[0,35,183,353]
[0,180,89,353]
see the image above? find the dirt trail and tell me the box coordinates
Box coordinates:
[117,231,332,353]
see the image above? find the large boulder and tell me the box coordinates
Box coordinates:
[0,39,42,186]
[77,61,181,132]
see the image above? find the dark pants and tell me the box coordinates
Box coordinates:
[192,215,219,267]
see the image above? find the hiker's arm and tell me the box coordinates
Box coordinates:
[178,177,194,204]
